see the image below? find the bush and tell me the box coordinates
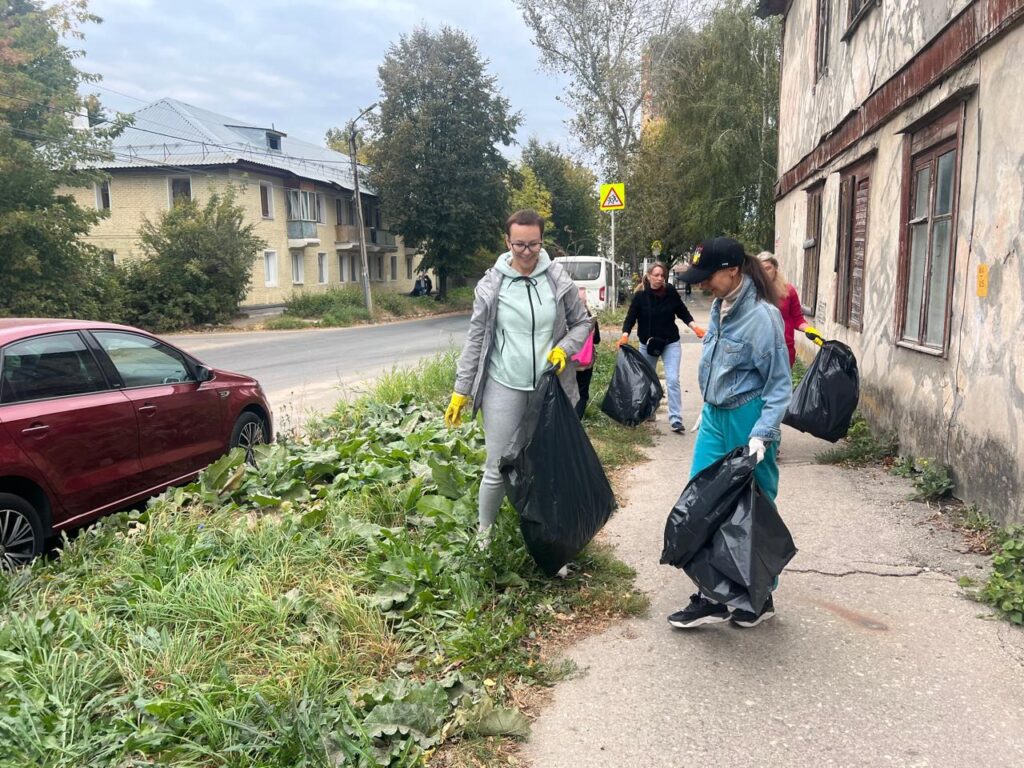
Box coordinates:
[374,291,413,317]
[321,306,372,327]
[121,187,265,332]
[285,286,364,318]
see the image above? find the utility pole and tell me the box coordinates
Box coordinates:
[348,103,378,314]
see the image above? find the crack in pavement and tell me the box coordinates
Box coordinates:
[786,565,951,580]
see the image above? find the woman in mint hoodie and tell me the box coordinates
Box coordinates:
[444,210,592,560]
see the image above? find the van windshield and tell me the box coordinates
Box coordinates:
[562,260,603,281]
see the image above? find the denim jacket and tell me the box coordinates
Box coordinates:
[697,276,792,442]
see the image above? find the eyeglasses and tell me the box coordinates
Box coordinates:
[510,241,543,253]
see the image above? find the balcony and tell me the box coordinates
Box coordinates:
[287,220,320,248]
[335,225,398,251]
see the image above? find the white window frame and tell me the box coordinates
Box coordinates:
[168,176,192,207]
[95,180,111,211]
[291,252,304,285]
[259,182,274,219]
[287,189,317,221]
[263,250,278,288]
[317,252,328,284]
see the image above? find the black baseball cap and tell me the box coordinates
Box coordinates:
[680,237,746,284]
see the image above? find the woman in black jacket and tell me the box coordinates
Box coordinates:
[617,262,705,433]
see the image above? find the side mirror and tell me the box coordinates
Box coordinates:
[195,365,215,383]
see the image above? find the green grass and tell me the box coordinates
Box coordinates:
[264,314,309,330]
[815,413,898,467]
[285,286,473,329]
[0,350,649,767]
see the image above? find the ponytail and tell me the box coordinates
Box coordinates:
[741,253,781,305]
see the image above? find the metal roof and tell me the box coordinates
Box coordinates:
[89,98,370,193]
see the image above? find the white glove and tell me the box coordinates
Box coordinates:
[747,437,766,464]
[691,413,703,433]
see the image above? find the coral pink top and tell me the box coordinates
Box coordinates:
[779,283,806,366]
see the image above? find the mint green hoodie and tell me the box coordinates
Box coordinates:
[487,250,557,390]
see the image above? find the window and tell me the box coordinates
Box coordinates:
[169,176,192,205]
[348,198,357,226]
[802,185,823,316]
[836,159,872,330]
[406,256,414,281]
[315,193,326,224]
[349,254,361,282]
[260,182,274,219]
[898,109,961,352]
[93,332,192,388]
[815,0,831,81]
[267,132,281,151]
[291,252,305,284]
[390,255,398,281]
[263,250,278,287]
[95,180,111,211]
[0,333,107,404]
[286,189,316,221]
[317,252,328,284]
[336,198,345,225]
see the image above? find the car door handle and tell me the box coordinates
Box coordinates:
[21,423,50,436]
[138,404,157,414]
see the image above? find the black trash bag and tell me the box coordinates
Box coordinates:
[600,345,664,426]
[660,448,797,615]
[501,371,618,576]
[783,340,859,442]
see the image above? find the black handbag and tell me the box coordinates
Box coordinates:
[645,336,667,357]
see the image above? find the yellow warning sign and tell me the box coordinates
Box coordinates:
[977,264,989,297]
[600,183,625,211]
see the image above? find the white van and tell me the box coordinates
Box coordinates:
[557,256,616,311]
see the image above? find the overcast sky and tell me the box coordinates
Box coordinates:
[76,0,577,160]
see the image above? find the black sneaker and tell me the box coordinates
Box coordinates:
[667,594,730,628]
[731,594,775,628]
[671,421,685,433]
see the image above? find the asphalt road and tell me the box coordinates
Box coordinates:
[166,313,469,429]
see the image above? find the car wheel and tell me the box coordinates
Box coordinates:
[230,412,267,465]
[0,493,44,571]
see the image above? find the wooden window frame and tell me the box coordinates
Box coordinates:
[802,183,824,316]
[815,0,832,82]
[841,0,875,41]
[895,106,964,356]
[168,176,192,207]
[835,156,873,330]
[95,180,111,211]
[259,182,274,219]
[263,250,278,288]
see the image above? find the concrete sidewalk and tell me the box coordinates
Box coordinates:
[524,298,1024,768]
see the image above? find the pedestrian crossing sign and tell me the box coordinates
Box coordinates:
[600,183,626,211]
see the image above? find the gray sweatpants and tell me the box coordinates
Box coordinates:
[478,377,530,531]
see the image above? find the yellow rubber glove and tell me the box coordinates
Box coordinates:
[616,333,630,348]
[804,326,824,346]
[691,324,706,339]
[444,392,468,427]
[547,347,567,374]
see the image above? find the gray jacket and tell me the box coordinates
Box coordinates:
[454,257,591,415]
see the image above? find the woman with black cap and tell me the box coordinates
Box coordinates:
[667,237,792,629]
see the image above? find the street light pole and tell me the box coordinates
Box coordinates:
[349,103,378,314]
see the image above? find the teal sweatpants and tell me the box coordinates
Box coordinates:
[689,397,779,502]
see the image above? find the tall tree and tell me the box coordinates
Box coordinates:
[660,0,780,250]
[365,27,520,298]
[508,164,553,223]
[0,0,126,318]
[521,138,598,256]
[514,0,710,179]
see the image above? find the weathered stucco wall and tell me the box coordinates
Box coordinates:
[779,0,973,171]
[774,25,1024,523]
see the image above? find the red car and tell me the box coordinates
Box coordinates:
[0,319,272,568]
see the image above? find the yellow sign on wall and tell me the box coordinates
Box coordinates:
[599,183,626,211]
[977,264,989,297]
